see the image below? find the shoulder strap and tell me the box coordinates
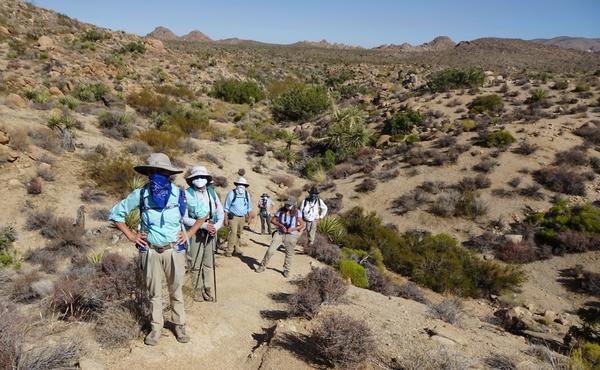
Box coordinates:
[139,186,146,213]
[177,187,186,218]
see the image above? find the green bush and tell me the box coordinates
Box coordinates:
[573,83,591,93]
[167,110,209,135]
[120,41,146,54]
[155,84,195,100]
[571,342,600,370]
[338,259,369,288]
[0,225,18,267]
[317,216,346,244]
[271,83,330,122]
[460,119,476,131]
[319,108,370,160]
[339,207,524,297]
[428,67,485,92]
[127,90,177,116]
[88,152,138,196]
[211,79,264,104]
[81,29,109,42]
[341,247,384,269]
[23,88,50,104]
[485,130,516,148]
[468,94,503,114]
[71,83,109,102]
[98,111,132,138]
[383,107,424,135]
[138,128,182,155]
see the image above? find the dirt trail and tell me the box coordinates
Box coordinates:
[99,229,314,370]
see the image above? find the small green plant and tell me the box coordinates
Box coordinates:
[211,79,264,104]
[460,119,476,132]
[383,107,424,135]
[81,29,109,42]
[317,216,346,244]
[339,259,369,288]
[127,176,146,191]
[485,130,516,148]
[468,94,503,114]
[127,90,177,116]
[570,342,600,370]
[0,225,18,267]
[120,41,146,54]
[428,67,485,92]
[87,251,104,266]
[125,209,140,230]
[58,95,79,110]
[98,111,131,138]
[88,152,138,196]
[271,82,330,122]
[318,108,370,160]
[573,83,591,93]
[71,83,109,102]
[529,88,548,103]
[23,88,50,104]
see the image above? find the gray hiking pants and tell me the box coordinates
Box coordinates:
[188,230,215,297]
[260,212,272,234]
[260,232,298,272]
[304,220,318,245]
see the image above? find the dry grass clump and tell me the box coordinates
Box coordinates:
[533,166,589,196]
[270,174,295,188]
[396,282,428,304]
[513,141,539,155]
[87,151,138,196]
[394,342,473,370]
[95,304,140,348]
[10,270,48,303]
[303,234,341,265]
[80,187,107,202]
[199,152,224,169]
[27,177,42,194]
[288,267,348,319]
[473,157,499,173]
[127,142,151,155]
[355,178,377,193]
[484,353,517,370]
[310,313,375,369]
[429,298,463,325]
[37,167,55,181]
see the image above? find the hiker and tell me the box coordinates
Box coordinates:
[258,193,274,235]
[183,166,224,302]
[256,196,305,278]
[223,177,253,257]
[300,187,328,246]
[109,153,207,346]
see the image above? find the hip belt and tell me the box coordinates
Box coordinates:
[148,243,174,253]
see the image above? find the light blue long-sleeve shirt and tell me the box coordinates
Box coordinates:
[223,189,252,217]
[109,185,207,247]
[182,187,224,231]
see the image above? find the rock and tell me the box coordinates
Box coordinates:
[48,86,63,96]
[0,26,9,36]
[376,135,391,148]
[5,93,27,109]
[504,234,523,244]
[145,38,165,52]
[8,179,20,188]
[0,131,9,145]
[402,74,421,89]
[39,163,51,172]
[496,306,548,334]
[543,310,557,323]
[37,35,55,51]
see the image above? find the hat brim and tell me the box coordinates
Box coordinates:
[234,182,250,187]
[134,165,183,176]
[186,174,213,181]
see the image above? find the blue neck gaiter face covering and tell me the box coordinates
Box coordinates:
[148,173,172,210]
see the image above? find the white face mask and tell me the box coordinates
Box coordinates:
[236,185,246,193]
[193,178,208,189]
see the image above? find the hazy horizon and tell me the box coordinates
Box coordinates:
[34,0,600,48]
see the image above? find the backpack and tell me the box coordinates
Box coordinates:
[277,208,299,229]
[206,185,220,222]
[302,197,321,215]
[231,189,249,206]
[139,185,187,220]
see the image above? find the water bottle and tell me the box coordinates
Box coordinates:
[176,242,186,253]
[137,243,148,253]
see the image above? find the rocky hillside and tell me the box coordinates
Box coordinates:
[0,0,599,369]
[532,36,600,52]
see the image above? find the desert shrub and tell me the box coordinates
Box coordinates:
[571,342,600,370]
[397,282,428,303]
[199,152,224,169]
[167,109,210,135]
[98,110,132,138]
[469,94,503,114]
[88,152,138,196]
[311,313,375,368]
[10,270,43,303]
[428,67,485,92]
[574,121,600,145]
[127,90,177,116]
[0,304,23,369]
[339,208,523,297]
[82,29,109,42]
[155,84,195,100]
[495,240,544,263]
[391,189,429,215]
[211,79,264,104]
[355,178,377,193]
[71,82,108,102]
[460,118,476,131]
[95,305,140,348]
[513,141,538,155]
[138,128,182,155]
[429,299,463,325]
[533,166,588,196]
[519,184,545,200]
[213,176,228,188]
[271,83,330,122]
[485,130,516,148]
[554,147,589,166]
[120,40,146,54]
[383,107,424,135]
[431,190,486,219]
[36,166,55,182]
[288,267,348,319]
[457,175,491,191]
[338,259,369,288]
[49,269,103,320]
[317,108,370,160]
[304,233,341,265]
[17,341,82,370]
[527,88,549,104]
[270,174,295,188]
[573,83,591,93]
[27,177,42,195]
[363,263,396,296]
[473,157,499,173]
[552,80,569,90]
[524,201,600,254]
[80,187,107,202]
[484,354,517,370]
[317,216,346,244]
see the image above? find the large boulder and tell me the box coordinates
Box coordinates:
[145,38,165,52]
[376,135,391,148]
[37,35,55,51]
[48,86,63,96]
[5,93,27,109]
[0,130,9,145]
[0,26,10,36]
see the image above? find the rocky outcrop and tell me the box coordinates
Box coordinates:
[181,30,211,42]
[146,26,178,40]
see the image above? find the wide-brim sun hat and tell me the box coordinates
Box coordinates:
[134,153,183,176]
[234,177,250,187]
[186,165,212,182]
[261,193,268,197]
[284,196,297,206]
[308,186,320,195]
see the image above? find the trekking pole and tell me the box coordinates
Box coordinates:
[210,231,217,303]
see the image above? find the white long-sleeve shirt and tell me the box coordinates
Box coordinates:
[182,187,224,231]
[300,198,328,222]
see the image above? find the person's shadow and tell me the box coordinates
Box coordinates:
[238,254,259,270]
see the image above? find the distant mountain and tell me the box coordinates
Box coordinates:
[289,39,363,50]
[146,26,178,41]
[375,36,456,52]
[531,36,600,52]
[145,26,211,42]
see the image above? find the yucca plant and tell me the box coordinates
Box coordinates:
[87,250,104,266]
[319,108,370,159]
[128,176,146,191]
[530,88,548,102]
[125,209,140,231]
[317,216,346,244]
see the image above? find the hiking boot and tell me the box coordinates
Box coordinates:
[283,270,290,278]
[203,288,214,302]
[255,265,265,273]
[144,330,161,346]
[224,252,233,257]
[174,325,190,343]
[233,251,243,257]
[193,290,205,302]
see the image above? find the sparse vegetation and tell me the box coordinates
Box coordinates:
[484,130,516,148]
[383,107,424,135]
[71,82,109,102]
[428,67,485,92]
[211,79,264,104]
[288,267,348,319]
[271,83,330,122]
[469,94,503,114]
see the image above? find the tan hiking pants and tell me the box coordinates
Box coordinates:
[226,216,245,255]
[140,248,186,332]
[260,232,298,272]
[188,231,215,295]
[304,220,318,245]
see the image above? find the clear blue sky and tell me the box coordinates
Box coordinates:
[34,0,600,47]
